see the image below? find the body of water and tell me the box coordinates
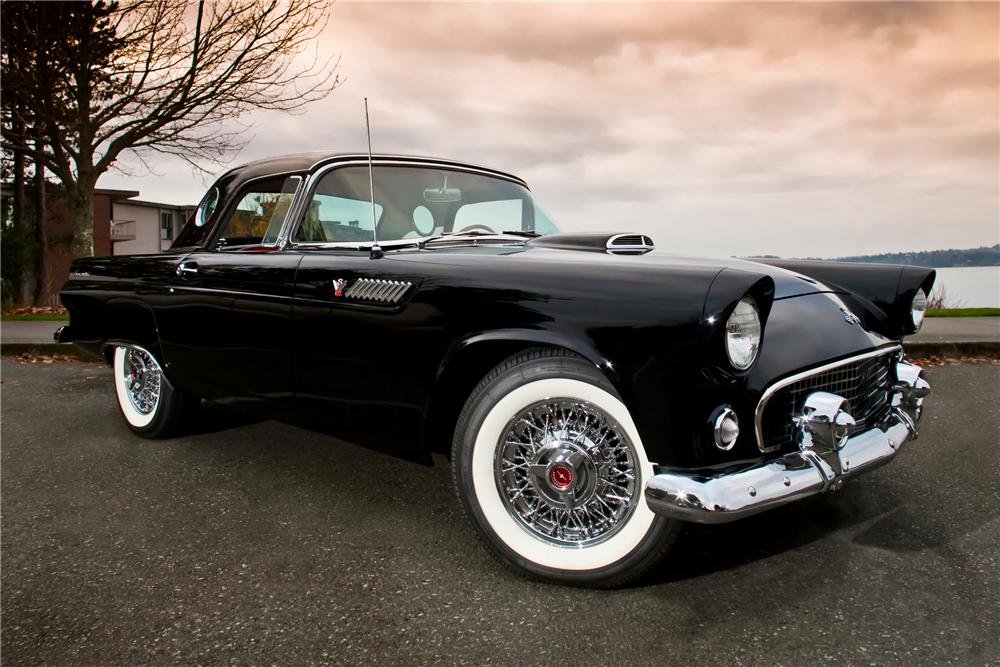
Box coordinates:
[931,266,999,308]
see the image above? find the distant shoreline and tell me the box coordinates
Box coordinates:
[751,244,999,268]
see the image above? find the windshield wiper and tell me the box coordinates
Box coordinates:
[419,230,531,248]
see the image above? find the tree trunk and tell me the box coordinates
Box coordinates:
[34,149,49,306]
[12,118,30,305]
[70,182,96,259]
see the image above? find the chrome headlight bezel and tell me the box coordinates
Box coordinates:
[910,288,927,332]
[725,296,762,371]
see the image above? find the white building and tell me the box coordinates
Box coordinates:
[110,198,196,255]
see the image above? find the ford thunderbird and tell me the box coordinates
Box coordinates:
[58,152,934,587]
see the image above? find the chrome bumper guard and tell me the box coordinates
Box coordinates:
[645,360,930,524]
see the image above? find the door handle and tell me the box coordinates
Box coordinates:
[176,261,199,277]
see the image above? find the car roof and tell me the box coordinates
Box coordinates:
[224,152,528,189]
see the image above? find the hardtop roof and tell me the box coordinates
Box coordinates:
[223,152,528,188]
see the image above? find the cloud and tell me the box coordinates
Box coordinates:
[99,1,999,257]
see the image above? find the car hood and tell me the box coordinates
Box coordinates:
[391,243,835,300]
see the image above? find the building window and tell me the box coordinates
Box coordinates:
[160,211,173,241]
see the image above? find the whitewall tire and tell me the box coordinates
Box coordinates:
[112,345,197,438]
[452,349,680,587]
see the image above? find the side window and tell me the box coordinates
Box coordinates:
[173,177,230,249]
[197,188,219,227]
[453,199,522,234]
[215,176,299,249]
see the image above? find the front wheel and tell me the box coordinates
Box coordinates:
[113,345,198,438]
[452,349,680,588]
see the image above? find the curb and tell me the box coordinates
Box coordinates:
[903,341,1000,358]
[3,341,998,362]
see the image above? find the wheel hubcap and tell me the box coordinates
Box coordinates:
[122,347,162,415]
[548,462,574,490]
[495,399,639,546]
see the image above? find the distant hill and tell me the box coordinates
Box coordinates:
[804,245,999,268]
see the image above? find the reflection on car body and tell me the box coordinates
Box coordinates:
[58,152,934,587]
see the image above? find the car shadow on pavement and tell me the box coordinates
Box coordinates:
[163,397,992,590]
[178,399,268,436]
[645,495,860,585]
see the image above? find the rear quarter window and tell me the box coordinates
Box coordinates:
[172,173,237,248]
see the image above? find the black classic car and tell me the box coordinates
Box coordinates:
[58,152,934,587]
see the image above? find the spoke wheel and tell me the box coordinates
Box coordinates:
[495,399,638,546]
[122,347,162,415]
[453,348,680,588]
[112,344,198,437]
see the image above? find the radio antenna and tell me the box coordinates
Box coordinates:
[365,97,383,259]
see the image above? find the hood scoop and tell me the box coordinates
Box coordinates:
[529,232,655,255]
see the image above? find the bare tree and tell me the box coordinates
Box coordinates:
[2,0,340,258]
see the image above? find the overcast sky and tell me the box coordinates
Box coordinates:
[98,1,1000,259]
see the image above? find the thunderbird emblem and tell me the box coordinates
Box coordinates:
[332,278,348,297]
[840,307,861,326]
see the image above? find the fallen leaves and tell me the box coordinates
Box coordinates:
[6,352,96,364]
[908,355,1000,367]
[3,306,67,316]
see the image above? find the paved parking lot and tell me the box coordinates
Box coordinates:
[2,359,998,665]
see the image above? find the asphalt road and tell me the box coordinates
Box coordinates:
[2,360,998,666]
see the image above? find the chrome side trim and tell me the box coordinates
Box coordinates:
[169,285,292,302]
[754,345,901,453]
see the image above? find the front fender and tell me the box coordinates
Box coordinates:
[761,260,935,338]
[438,328,618,387]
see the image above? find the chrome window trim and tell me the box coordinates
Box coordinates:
[283,159,532,251]
[307,154,529,188]
[209,172,304,252]
[754,344,902,453]
[195,187,220,228]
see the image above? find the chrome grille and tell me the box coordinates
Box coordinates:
[343,278,412,304]
[757,350,897,452]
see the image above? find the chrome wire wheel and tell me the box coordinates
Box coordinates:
[121,346,162,415]
[494,399,639,546]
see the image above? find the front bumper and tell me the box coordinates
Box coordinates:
[645,359,930,524]
[53,325,74,343]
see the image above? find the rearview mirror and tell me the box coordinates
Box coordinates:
[423,186,462,203]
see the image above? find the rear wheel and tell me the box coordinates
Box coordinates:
[112,345,198,438]
[452,349,680,588]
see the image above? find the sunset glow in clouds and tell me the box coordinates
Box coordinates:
[100,1,1000,258]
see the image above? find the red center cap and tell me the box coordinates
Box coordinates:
[548,463,574,490]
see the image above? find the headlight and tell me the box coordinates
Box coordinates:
[725,297,761,370]
[911,288,927,332]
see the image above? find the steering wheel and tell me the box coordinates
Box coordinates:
[455,224,495,234]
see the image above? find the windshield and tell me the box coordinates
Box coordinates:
[295,165,559,244]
